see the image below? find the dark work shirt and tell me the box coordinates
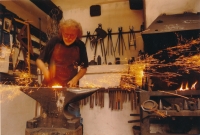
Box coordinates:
[38,36,88,67]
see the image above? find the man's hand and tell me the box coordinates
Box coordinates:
[43,69,50,81]
[36,59,49,83]
[67,78,78,87]
[67,68,87,87]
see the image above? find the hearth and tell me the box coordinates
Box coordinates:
[135,12,200,135]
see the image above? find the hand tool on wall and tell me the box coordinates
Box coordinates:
[109,90,115,110]
[113,91,115,110]
[115,90,117,109]
[85,31,93,49]
[92,24,107,64]
[114,27,126,55]
[91,94,95,108]
[81,88,139,110]
[106,28,115,56]
[109,90,113,110]
[102,90,104,107]
[108,89,127,110]
[187,101,197,111]
[79,99,82,106]
[108,90,111,108]
[125,90,127,102]
[173,104,181,112]
[117,90,121,110]
[128,119,141,123]
[99,90,104,108]
[128,26,136,50]
[141,100,168,118]
[117,91,119,110]
[84,96,88,105]
[133,90,138,109]
[128,113,141,133]
[130,90,134,110]
[121,90,124,110]
[121,90,125,107]
[99,39,107,64]
[93,89,105,108]
[95,91,98,106]
[159,99,163,110]
[98,90,102,107]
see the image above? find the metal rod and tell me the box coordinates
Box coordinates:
[158,90,189,100]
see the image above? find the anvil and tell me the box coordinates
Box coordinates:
[20,86,99,129]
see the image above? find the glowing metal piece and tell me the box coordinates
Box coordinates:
[52,85,63,88]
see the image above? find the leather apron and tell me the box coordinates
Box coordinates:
[48,43,80,86]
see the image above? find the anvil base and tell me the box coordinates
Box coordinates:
[27,116,81,130]
[25,125,82,135]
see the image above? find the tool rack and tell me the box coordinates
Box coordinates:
[138,90,200,135]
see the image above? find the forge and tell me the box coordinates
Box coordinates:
[20,86,99,134]
[134,12,200,135]
[141,12,200,91]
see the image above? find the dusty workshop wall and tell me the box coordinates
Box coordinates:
[144,0,200,28]
[62,1,144,65]
[60,2,143,135]
[0,86,36,135]
[79,65,137,135]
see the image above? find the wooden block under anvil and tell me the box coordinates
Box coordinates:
[26,116,81,130]
[25,125,82,135]
[66,117,81,130]
[26,119,38,128]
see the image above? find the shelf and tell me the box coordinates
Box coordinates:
[149,90,200,96]
[149,110,200,117]
[139,90,200,135]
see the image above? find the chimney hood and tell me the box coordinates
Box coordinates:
[141,13,200,55]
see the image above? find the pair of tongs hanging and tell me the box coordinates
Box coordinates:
[106,28,115,56]
[114,27,126,55]
[128,26,136,50]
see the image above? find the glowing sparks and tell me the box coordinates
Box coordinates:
[176,54,200,67]
[129,62,146,87]
[0,85,21,102]
[80,37,200,90]
[15,72,33,86]
[140,38,200,89]
[0,37,199,105]
[0,45,10,59]
[80,74,123,88]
